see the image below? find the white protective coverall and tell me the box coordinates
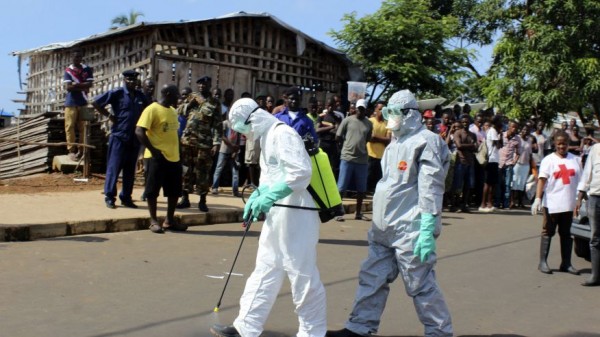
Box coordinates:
[344,90,453,337]
[229,99,326,337]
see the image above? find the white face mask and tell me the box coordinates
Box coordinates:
[386,115,404,131]
[383,89,421,135]
[232,118,252,135]
[383,105,412,131]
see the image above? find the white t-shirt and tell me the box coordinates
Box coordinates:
[486,127,500,163]
[469,123,486,144]
[539,152,582,213]
[577,143,600,196]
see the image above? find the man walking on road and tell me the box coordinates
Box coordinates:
[577,142,600,286]
[211,97,326,337]
[327,90,453,337]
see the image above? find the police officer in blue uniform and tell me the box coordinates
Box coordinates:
[93,70,150,208]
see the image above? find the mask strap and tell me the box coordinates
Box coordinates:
[244,106,261,125]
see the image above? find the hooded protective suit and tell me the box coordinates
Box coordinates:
[343,90,453,337]
[227,98,326,337]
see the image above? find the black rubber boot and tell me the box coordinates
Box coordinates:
[326,328,365,337]
[582,247,600,286]
[559,236,580,275]
[210,324,240,337]
[176,190,190,209]
[538,236,552,274]
[198,193,209,212]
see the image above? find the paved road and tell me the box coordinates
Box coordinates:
[1,210,599,337]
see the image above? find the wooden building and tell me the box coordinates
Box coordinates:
[11,12,362,115]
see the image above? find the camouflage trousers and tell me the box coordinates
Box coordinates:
[181,145,213,195]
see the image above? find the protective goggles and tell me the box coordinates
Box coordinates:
[381,104,414,121]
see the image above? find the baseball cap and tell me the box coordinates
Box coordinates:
[356,99,367,109]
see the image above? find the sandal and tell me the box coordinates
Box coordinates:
[149,223,164,234]
[162,220,188,232]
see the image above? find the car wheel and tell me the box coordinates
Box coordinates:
[574,237,591,261]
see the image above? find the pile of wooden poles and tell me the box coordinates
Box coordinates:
[0,112,107,179]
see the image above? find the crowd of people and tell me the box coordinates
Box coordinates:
[61,49,599,337]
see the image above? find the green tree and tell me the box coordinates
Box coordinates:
[330,0,472,103]
[479,0,600,123]
[111,9,144,28]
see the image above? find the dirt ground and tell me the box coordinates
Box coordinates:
[0,172,110,194]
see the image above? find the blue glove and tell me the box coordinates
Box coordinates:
[414,213,437,262]
[244,185,269,221]
[250,182,293,220]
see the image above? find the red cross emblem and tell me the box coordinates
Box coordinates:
[553,164,575,184]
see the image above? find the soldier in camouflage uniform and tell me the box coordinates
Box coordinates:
[178,76,222,212]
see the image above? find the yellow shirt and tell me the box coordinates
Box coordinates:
[136,102,180,162]
[367,117,390,159]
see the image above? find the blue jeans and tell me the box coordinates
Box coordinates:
[452,162,474,192]
[494,165,514,208]
[337,160,368,193]
[503,165,514,207]
[211,152,239,193]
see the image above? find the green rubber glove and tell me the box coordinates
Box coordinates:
[414,213,437,262]
[250,182,293,220]
[244,185,269,221]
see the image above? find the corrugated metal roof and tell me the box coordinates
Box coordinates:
[11,11,347,60]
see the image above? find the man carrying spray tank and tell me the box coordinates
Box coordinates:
[327,89,453,337]
[210,98,327,337]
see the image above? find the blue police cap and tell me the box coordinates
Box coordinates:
[284,86,302,97]
[122,69,140,78]
[196,76,212,84]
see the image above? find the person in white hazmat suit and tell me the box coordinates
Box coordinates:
[210,98,327,337]
[326,90,453,337]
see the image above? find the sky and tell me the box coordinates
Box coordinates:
[0,0,494,115]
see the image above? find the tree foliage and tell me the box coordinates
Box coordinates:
[333,0,600,124]
[330,0,471,103]
[478,0,600,123]
[111,9,145,28]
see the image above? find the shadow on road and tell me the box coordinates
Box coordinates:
[319,238,369,246]
[491,210,531,216]
[442,215,465,220]
[48,236,109,243]
[85,276,361,337]
[183,229,260,238]
[456,335,527,337]
[439,234,539,261]
[382,335,527,337]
